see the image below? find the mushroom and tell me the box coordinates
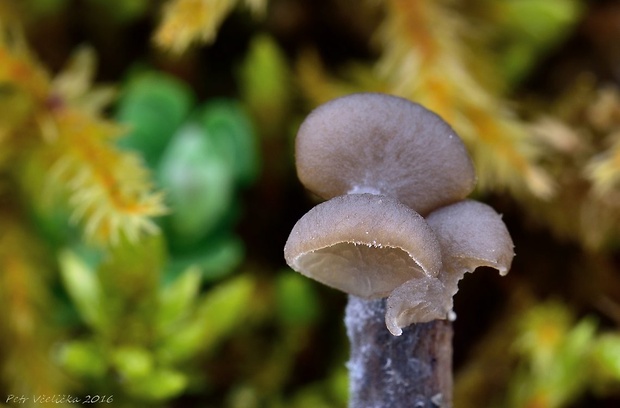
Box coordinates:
[284,193,442,299]
[295,92,476,215]
[284,195,514,337]
[385,200,514,335]
[284,92,514,406]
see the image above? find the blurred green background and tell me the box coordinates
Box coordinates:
[1,0,620,407]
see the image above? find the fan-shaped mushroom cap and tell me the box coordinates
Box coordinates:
[284,193,443,299]
[426,200,515,298]
[383,200,514,335]
[295,93,476,215]
[385,276,450,336]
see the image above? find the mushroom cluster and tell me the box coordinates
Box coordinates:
[284,93,514,336]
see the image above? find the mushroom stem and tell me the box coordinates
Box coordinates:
[345,296,453,408]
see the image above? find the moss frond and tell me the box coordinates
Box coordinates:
[586,134,620,196]
[244,0,267,15]
[43,109,167,245]
[584,87,620,196]
[0,216,67,395]
[295,49,373,108]
[50,46,117,115]
[295,0,555,199]
[521,82,620,249]
[154,0,267,54]
[0,23,49,156]
[155,0,236,54]
[0,23,166,246]
[0,22,50,104]
[376,0,555,198]
[464,106,555,198]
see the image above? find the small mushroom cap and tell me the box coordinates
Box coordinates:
[426,200,515,298]
[295,93,476,215]
[284,194,443,299]
[385,276,451,336]
[381,200,514,336]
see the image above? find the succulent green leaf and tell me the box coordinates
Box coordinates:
[166,235,245,282]
[240,33,292,138]
[329,366,350,406]
[592,334,620,380]
[198,99,261,186]
[96,235,164,328]
[111,345,154,381]
[198,235,245,281]
[550,318,597,403]
[127,368,188,400]
[157,124,235,246]
[494,0,583,83]
[157,274,254,363]
[499,0,582,43]
[116,72,194,166]
[99,233,166,278]
[275,271,320,327]
[58,250,108,332]
[158,266,202,330]
[56,340,107,379]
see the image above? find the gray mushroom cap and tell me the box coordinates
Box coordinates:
[284,193,443,299]
[426,200,515,296]
[295,93,476,215]
[384,200,515,335]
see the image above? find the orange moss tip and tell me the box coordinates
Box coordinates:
[153,0,266,54]
[586,139,620,196]
[0,27,51,103]
[154,0,226,54]
[43,110,167,246]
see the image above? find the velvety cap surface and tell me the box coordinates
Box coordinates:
[296,93,476,215]
[385,276,450,336]
[384,200,515,335]
[284,194,443,298]
[426,200,515,297]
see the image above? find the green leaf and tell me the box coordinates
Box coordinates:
[126,368,188,400]
[199,235,245,281]
[198,99,261,186]
[329,366,349,406]
[549,317,597,404]
[56,340,107,379]
[275,271,320,327]
[99,233,166,280]
[97,235,164,327]
[499,0,582,44]
[157,124,235,246]
[157,274,255,363]
[592,333,620,380]
[494,0,583,83]
[165,235,245,282]
[116,72,194,166]
[158,266,202,330]
[58,250,108,332]
[112,345,154,381]
[239,34,292,138]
